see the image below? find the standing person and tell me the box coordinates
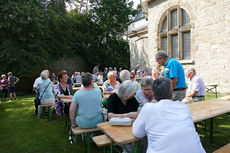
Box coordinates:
[93,64,100,73]
[1,75,9,102]
[37,70,55,118]
[132,77,206,153]
[51,73,58,84]
[133,64,141,75]
[103,67,108,82]
[155,51,186,101]
[7,72,19,101]
[182,68,205,103]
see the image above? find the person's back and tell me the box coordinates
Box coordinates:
[9,75,16,87]
[37,79,54,99]
[73,88,103,128]
[140,101,205,153]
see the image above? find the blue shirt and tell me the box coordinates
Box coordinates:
[37,80,54,99]
[164,58,186,89]
[72,89,103,128]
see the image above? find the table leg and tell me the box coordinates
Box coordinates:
[215,86,217,98]
[210,118,213,143]
[110,142,113,153]
[134,141,139,153]
[87,133,91,153]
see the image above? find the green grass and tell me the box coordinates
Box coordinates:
[0,95,103,153]
[0,94,230,153]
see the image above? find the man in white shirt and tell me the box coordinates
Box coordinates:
[182,68,205,103]
[132,77,206,153]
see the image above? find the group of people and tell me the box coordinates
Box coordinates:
[33,50,206,153]
[0,72,19,102]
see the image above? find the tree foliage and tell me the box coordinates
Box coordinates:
[0,0,136,91]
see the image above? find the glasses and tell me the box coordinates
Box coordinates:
[143,89,152,92]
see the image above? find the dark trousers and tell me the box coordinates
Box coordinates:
[34,92,40,115]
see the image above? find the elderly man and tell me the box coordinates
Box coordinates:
[136,77,154,105]
[182,68,205,103]
[132,77,206,153]
[155,51,186,101]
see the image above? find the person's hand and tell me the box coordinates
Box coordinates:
[71,125,76,129]
[127,112,138,119]
[67,96,73,99]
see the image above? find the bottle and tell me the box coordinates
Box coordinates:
[137,104,143,114]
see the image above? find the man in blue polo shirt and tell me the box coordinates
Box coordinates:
[155,51,186,101]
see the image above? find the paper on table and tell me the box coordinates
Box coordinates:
[109,117,132,126]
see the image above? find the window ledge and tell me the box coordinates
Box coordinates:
[179,59,194,64]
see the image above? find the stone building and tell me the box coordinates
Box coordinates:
[128,0,230,93]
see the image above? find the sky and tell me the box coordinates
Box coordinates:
[66,0,141,11]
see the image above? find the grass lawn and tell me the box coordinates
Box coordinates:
[0,94,230,153]
[0,95,102,153]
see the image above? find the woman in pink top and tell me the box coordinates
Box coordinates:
[1,74,9,101]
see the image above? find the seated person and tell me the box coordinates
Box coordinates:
[182,68,205,103]
[55,71,73,116]
[136,77,155,105]
[133,77,205,153]
[136,70,143,80]
[69,73,103,129]
[108,80,139,120]
[102,71,120,95]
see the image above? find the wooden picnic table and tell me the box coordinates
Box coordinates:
[205,83,219,98]
[72,87,81,91]
[62,98,72,103]
[97,122,140,153]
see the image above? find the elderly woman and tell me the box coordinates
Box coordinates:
[136,77,155,105]
[69,73,103,129]
[37,70,54,118]
[119,70,130,82]
[108,80,139,120]
[1,74,9,102]
[102,71,120,95]
[55,71,73,116]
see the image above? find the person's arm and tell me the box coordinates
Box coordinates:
[57,94,73,99]
[69,102,77,128]
[108,112,137,120]
[171,77,177,90]
[186,91,198,97]
[15,77,19,84]
[132,105,147,138]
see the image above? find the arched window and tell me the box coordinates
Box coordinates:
[158,6,191,60]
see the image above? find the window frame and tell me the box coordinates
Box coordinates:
[158,6,191,60]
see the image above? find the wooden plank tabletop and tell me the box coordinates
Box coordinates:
[213,143,230,153]
[188,99,230,123]
[97,122,140,145]
[72,87,81,91]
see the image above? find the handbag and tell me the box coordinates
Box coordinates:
[38,81,51,105]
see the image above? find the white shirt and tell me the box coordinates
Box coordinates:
[33,77,43,88]
[132,100,206,153]
[187,75,205,96]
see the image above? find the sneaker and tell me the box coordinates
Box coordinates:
[8,100,12,102]
[37,115,41,119]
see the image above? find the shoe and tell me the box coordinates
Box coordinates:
[8,100,12,102]
[37,116,40,119]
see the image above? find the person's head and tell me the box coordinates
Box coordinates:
[52,73,56,78]
[41,70,49,80]
[74,72,78,75]
[136,64,141,68]
[109,67,113,71]
[140,77,154,99]
[104,67,108,71]
[7,72,12,76]
[107,71,117,82]
[186,68,196,80]
[119,70,131,82]
[81,72,93,87]
[152,69,160,79]
[155,51,169,66]
[118,80,137,100]
[137,70,141,75]
[58,70,68,83]
[152,77,172,101]
[97,64,100,68]
[1,74,6,79]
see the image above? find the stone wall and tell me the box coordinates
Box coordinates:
[131,0,230,93]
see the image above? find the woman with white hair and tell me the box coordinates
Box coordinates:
[119,70,130,82]
[102,71,120,95]
[37,70,54,118]
[107,80,139,120]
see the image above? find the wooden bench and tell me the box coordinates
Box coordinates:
[40,103,54,122]
[72,127,99,153]
[92,134,111,147]
[213,143,230,153]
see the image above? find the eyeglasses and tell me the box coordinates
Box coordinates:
[143,89,152,92]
